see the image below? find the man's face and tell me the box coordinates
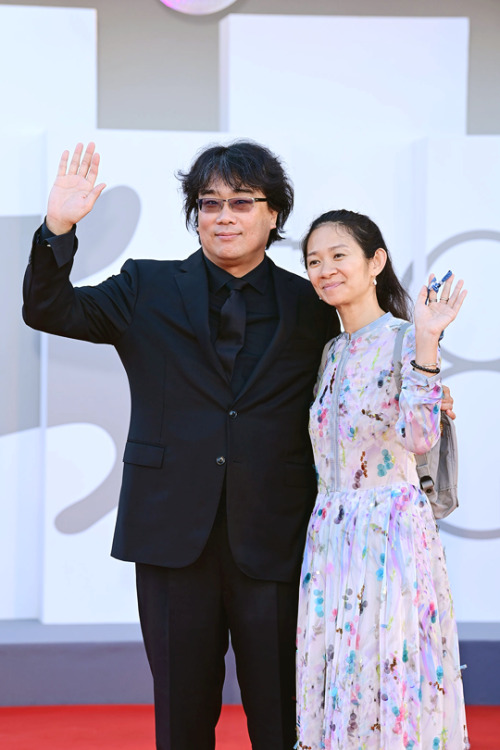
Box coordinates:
[197,179,278,277]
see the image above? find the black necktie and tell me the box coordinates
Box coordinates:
[215,278,247,379]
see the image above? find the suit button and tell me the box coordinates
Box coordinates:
[229,410,238,419]
[216,456,226,466]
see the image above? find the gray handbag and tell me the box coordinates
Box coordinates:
[393,323,459,519]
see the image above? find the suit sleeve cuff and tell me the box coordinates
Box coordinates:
[34,221,78,268]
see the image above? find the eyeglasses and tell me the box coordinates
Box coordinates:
[197,197,268,213]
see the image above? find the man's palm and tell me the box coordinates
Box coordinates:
[49,173,100,225]
[46,142,106,234]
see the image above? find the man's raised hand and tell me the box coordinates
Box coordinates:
[46,142,106,236]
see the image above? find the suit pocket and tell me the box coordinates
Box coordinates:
[123,441,164,468]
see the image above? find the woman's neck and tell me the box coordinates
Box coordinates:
[337,299,387,335]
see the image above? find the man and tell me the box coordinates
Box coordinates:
[23,140,338,750]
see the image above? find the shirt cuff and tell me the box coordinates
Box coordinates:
[402,365,441,390]
[35,221,78,268]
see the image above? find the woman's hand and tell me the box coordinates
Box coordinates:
[413,273,467,367]
[414,273,467,339]
[46,142,106,236]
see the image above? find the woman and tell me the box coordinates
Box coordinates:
[296,210,469,749]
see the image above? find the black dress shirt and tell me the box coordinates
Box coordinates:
[204,254,279,395]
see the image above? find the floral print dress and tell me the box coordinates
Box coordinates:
[296,313,469,750]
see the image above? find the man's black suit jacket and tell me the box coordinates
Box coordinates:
[23,229,339,582]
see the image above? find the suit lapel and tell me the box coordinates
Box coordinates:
[175,251,303,397]
[174,249,227,381]
[234,259,298,401]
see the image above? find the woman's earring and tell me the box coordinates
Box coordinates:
[373,277,377,286]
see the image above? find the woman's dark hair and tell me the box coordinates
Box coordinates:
[177,140,294,249]
[301,209,412,321]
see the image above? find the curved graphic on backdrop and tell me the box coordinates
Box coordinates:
[71,186,141,284]
[51,187,141,533]
[403,230,500,539]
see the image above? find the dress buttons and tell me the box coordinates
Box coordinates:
[216,456,226,466]
[229,410,238,419]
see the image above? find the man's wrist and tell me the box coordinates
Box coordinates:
[45,217,74,237]
[41,218,75,241]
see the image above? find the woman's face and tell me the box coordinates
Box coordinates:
[305,223,377,308]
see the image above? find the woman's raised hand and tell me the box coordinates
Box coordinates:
[46,142,106,236]
[414,272,467,340]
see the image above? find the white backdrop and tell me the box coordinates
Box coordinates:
[414,136,500,619]
[220,15,468,139]
[0,5,97,621]
[1,7,498,624]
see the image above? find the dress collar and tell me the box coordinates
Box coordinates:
[341,311,393,339]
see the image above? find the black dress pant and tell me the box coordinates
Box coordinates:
[136,501,299,750]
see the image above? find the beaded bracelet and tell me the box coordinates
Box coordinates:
[410,360,440,375]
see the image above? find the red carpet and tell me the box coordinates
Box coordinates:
[0,704,496,749]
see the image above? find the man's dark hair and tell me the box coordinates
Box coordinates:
[177,140,294,249]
